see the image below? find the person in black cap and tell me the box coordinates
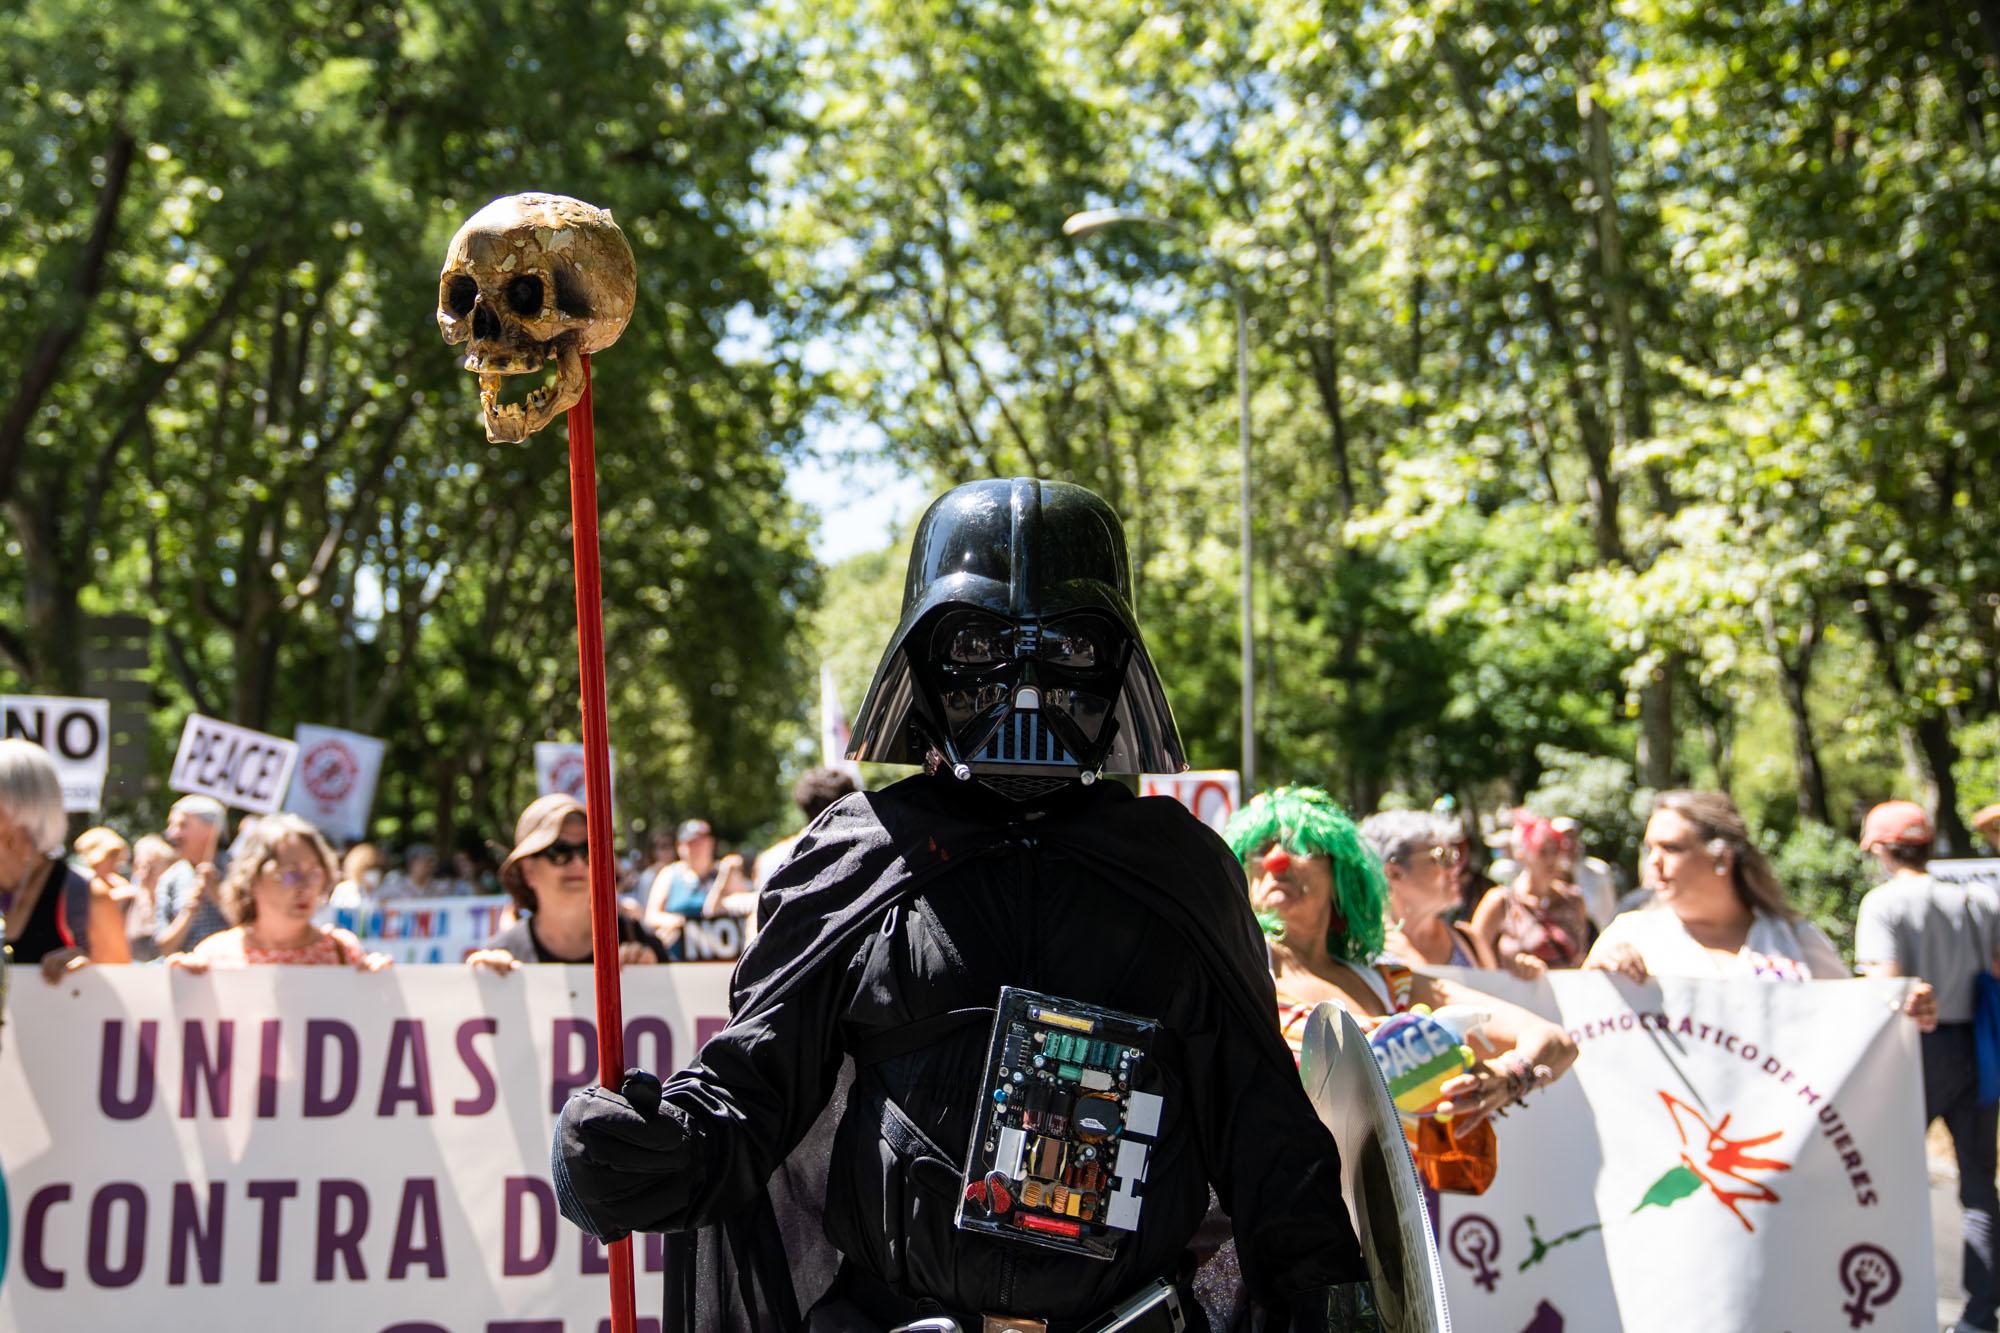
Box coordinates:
[554,479,1380,1331]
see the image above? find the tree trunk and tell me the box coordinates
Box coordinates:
[1914,714,1971,855]
[1758,600,1831,826]
[1636,656,1675,789]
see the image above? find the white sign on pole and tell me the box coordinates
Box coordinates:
[1430,968,1934,1333]
[0,965,735,1332]
[167,714,300,815]
[1139,769,1242,833]
[1,694,112,812]
[533,741,615,804]
[820,663,864,786]
[281,724,387,843]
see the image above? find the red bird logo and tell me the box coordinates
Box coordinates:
[1647,1091,1791,1231]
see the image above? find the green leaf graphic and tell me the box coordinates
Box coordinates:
[1633,1163,1704,1214]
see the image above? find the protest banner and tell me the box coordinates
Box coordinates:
[0,965,734,1333]
[1429,968,1934,1333]
[1139,769,1241,833]
[534,741,616,805]
[326,896,515,965]
[1930,857,2000,891]
[168,715,300,815]
[283,724,388,843]
[1,694,111,812]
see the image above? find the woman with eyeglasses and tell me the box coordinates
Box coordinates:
[467,793,668,972]
[168,813,390,970]
[1360,809,1498,970]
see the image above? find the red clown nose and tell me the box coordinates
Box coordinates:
[1262,846,1293,877]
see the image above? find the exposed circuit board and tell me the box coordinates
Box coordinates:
[955,987,1165,1261]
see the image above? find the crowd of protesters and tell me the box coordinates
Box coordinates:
[5,730,1998,1326]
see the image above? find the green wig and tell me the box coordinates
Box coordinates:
[1223,785,1388,964]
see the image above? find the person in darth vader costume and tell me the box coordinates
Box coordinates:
[554,478,1382,1333]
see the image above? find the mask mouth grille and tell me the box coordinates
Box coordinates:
[975,773,1075,803]
[974,710,1075,767]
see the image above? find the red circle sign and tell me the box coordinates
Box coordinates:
[302,739,359,803]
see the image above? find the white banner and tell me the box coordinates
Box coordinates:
[533,742,616,805]
[168,715,300,815]
[1429,969,1934,1332]
[327,896,515,965]
[1139,769,1241,833]
[0,965,734,1332]
[819,664,863,785]
[283,724,388,843]
[2,694,112,812]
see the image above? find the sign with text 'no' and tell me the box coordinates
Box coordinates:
[1,694,111,812]
[1140,769,1241,834]
[283,724,387,843]
[168,714,300,815]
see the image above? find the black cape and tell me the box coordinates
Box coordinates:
[657,776,1362,1331]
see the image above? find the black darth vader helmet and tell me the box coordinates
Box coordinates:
[848,478,1187,800]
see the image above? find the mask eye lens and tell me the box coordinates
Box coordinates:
[1040,618,1113,670]
[937,614,1011,667]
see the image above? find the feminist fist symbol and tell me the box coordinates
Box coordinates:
[1448,1214,1502,1292]
[1838,1244,1901,1328]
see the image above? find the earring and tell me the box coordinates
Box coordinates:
[1713,861,1727,875]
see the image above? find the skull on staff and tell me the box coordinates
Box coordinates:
[436,193,636,442]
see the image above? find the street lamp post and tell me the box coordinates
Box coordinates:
[1064,208,1256,794]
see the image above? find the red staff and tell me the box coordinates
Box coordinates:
[439,192,641,1333]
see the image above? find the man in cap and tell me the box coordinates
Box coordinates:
[1973,804,2000,855]
[555,479,1379,1331]
[1856,799,1994,1333]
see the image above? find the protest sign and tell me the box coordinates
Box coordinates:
[168,715,300,815]
[283,724,388,843]
[1139,769,1241,833]
[1429,968,1934,1333]
[1,694,111,812]
[1930,857,2000,891]
[326,896,515,965]
[0,965,734,1333]
[534,741,616,805]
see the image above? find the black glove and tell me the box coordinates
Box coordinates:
[551,1068,694,1242]
[1285,1282,1383,1333]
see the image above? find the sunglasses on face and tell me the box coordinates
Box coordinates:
[1428,845,1467,866]
[534,839,590,866]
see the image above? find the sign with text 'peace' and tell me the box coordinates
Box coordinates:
[1,694,111,812]
[169,715,299,815]
[0,965,735,1333]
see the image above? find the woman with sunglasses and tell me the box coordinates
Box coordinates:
[169,813,390,970]
[1361,809,1499,970]
[468,793,668,971]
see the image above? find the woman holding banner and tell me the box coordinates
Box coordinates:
[1586,792,1938,1031]
[168,813,390,969]
[468,793,668,970]
[0,739,128,977]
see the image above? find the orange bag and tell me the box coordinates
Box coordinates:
[1407,1115,1499,1195]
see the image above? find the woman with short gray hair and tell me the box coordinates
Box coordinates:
[1360,808,1497,970]
[0,739,129,979]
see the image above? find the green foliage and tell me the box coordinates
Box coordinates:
[1765,822,1878,962]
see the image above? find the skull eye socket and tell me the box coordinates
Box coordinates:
[445,275,477,318]
[505,275,544,316]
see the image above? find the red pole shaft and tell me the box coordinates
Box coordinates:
[565,353,638,1333]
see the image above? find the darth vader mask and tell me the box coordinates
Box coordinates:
[849,478,1186,801]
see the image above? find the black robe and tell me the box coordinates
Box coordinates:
[638,776,1365,1331]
